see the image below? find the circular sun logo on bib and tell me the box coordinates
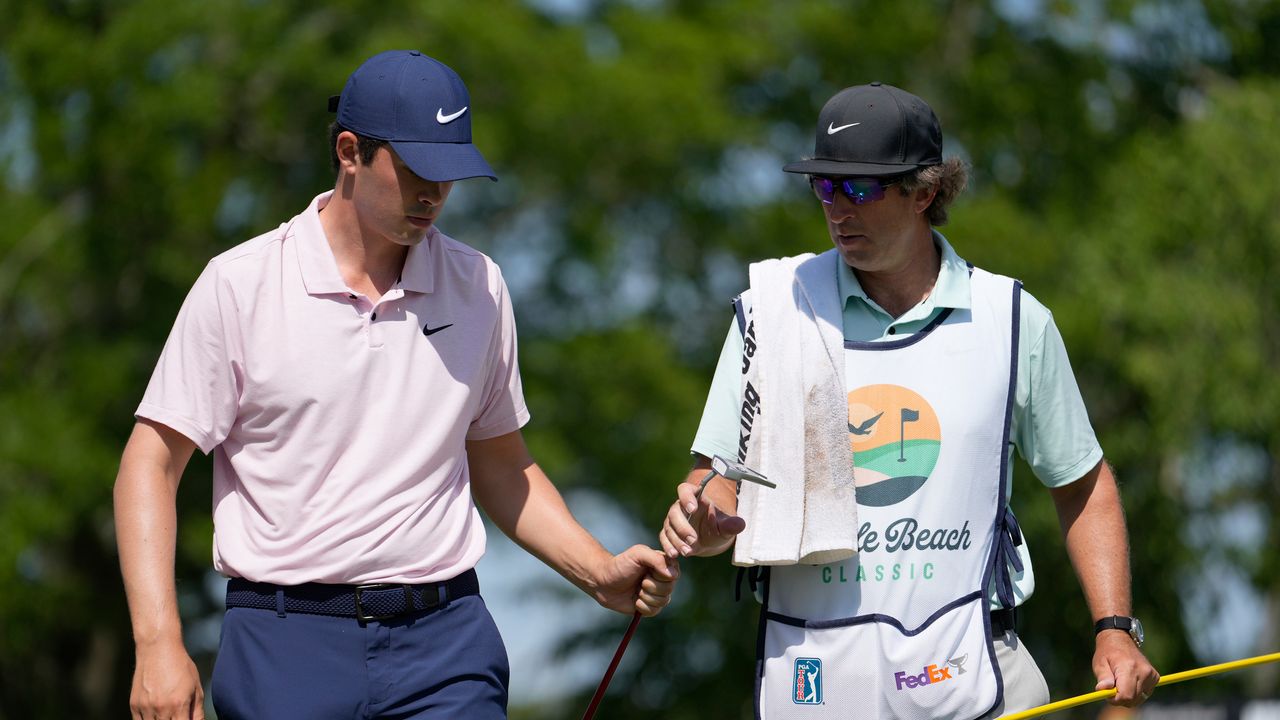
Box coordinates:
[847,384,941,507]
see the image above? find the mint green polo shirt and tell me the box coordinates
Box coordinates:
[690,232,1103,607]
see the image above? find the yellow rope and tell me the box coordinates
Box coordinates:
[997,651,1280,720]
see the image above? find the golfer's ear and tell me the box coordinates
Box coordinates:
[334,130,361,172]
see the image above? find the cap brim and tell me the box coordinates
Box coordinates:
[782,159,921,177]
[391,140,498,182]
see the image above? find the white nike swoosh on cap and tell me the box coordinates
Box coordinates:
[437,107,468,124]
[827,121,861,134]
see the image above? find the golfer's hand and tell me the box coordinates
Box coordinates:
[1093,631,1158,707]
[591,545,679,617]
[660,481,746,558]
[130,640,205,719]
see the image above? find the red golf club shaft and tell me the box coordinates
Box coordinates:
[581,470,723,719]
[581,611,642,720]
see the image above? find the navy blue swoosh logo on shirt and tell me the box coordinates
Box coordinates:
[423,323,453,337]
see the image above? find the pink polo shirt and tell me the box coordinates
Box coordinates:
[137,191,529,584]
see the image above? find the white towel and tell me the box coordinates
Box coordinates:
[733,249,859,566]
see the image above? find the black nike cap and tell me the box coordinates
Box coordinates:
[783,82,942,177]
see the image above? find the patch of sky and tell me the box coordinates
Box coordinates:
[488,205,560,311]
[659,277,702,323]
[187,572,227,656]
[1107,67,1135,102]
[0,55,37,192]
[992,149,1024,188]
[215,178,259,237]
[525,0,664,22]
[606,205,665,315]
[585,24,621,61]
[494,214,560,303]
[1242,701,1280,719]
[0,102,36,192]
[16,546,46,582]
[1178,436,1270,662]
[1130,0,1229,65]
[698,145,788,209]
[1176,86,1208,120]
[703,248,748,308]
[146,37,201,84]
[63,90,91,156]
[524,0,594,22]
[1084,80,1117,133]
[428,175,530,260]
[769,121,813,176]
[995,0,1227,69]
[786,55,822,89]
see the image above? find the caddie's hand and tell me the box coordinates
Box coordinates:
[592,544,679,617]
[131,639,205,720]
[1093,630,1159,707]
[660,480,746,559]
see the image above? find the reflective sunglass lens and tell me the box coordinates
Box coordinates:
[843,179,886,204]
[812,177,892,205]
[812,177,835,204]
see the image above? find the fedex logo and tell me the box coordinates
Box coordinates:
[893,663,953,691]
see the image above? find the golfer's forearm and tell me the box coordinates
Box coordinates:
[468,431,620,591]
[115,461,185,646]
[518,473,611,586]
[114,422,195,647]
[1051,461,1133,619]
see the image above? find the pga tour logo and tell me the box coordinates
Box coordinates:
[793,657,823,704]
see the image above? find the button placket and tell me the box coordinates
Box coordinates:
[345,292,377,347]
[367,291,403,350]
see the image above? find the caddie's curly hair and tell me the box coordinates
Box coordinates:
[897,157,968,226]
[328,121,389,174]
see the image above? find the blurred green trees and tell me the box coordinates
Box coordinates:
[1,1,1278,717]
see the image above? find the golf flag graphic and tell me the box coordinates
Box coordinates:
[847,385,940,507]
[898,408,920,462]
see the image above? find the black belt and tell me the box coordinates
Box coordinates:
[225,568,480,622]
[991,607,1017,637]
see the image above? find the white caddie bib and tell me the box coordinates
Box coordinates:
[744,267,1023,720]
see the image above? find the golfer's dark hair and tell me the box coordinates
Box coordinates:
[328,121,388,174]
[897,158,968,226]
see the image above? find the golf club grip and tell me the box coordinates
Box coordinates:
[581,611,643,720]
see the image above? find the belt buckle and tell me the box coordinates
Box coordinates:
[354,584,414,622]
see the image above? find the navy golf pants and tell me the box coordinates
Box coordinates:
[210,594,509,719]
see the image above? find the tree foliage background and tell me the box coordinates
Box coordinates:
[1,0,1278,717]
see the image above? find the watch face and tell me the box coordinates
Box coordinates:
[1129,617,1145,647]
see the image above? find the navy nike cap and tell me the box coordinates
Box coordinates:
[784,82,942,177]
[329,50,497,182]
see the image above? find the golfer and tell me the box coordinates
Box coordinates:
[115,49,676,719]
[660,82,1156,718]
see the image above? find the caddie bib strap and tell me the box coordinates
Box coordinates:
[753,268,1022,720]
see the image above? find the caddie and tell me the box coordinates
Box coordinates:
[659,82,1157,719]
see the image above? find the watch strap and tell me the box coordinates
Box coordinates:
[1094,616,1134,634]
[1094,616,1133,634]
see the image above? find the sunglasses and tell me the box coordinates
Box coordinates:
[810,176,903,205]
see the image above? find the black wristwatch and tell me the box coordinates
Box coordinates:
[1094,616,1144,648]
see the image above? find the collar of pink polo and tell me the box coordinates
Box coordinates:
[293,191,437,296]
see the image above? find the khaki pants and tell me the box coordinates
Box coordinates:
[984,631,1052,718]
